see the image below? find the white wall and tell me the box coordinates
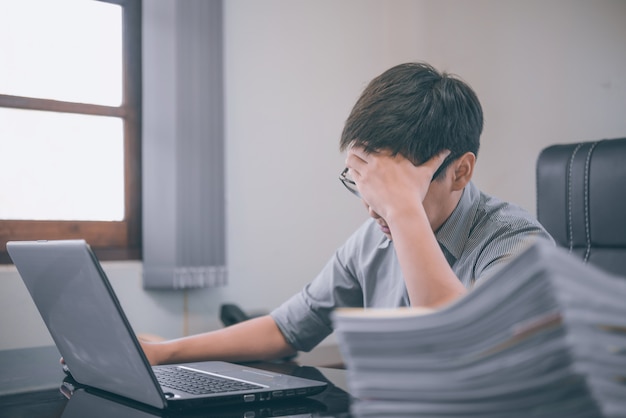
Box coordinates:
[415,0,626,208]
[2,0,625,350]
[220,0,423,313]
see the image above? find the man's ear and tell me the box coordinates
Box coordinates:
[451,152,476,191]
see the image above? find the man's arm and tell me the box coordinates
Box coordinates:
[384,199,466,307]
[345,147,468,308]
[140,315,297,365]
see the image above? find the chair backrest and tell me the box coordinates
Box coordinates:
[536,137,626,278]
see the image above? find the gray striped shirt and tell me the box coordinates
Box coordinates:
[271,181,554,352]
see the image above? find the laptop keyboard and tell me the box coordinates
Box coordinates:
[154,366,263,395]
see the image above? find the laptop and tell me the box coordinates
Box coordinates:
[60,376,329,418]
[7,239,327,410]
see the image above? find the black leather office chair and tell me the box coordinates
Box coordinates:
[536,137,626,278]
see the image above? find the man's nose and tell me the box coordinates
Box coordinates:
[361,201,381,219]
[368,206,381,219]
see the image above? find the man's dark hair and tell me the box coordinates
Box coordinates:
[339,62,483,180]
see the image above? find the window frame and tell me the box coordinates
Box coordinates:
[0,0,142,264]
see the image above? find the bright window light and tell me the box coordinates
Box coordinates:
[0,108,124,221]
[0,0,122,106]
[0,0,125,222]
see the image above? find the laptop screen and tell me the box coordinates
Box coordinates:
[8,240,166,409]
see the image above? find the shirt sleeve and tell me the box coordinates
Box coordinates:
[270,229,366,352]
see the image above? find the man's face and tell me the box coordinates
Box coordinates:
[363,170,453,240]
[341,146,467,240]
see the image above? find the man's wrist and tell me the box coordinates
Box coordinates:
[385,201,427,230]
[159,340,179,364]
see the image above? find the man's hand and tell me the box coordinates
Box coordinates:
[138,334,165,366]
[345,146,450,222]
[60,357,72,376]
[345,145,465,308]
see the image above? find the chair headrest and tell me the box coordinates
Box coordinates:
[536,137,626,249]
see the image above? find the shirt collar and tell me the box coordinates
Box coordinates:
[435,181,481,261]
[377,234,392,249]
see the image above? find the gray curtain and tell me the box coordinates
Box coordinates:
[142,0,226,289]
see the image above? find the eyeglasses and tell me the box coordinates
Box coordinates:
[339,167,361,198]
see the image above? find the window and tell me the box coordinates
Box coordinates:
[0,0,142,263]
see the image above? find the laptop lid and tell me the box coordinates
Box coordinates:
[9,240,168,408]
[7,240,326,410]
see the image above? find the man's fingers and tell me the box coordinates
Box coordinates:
[345,146,371,180]
[346,145,370,163]
[423,149,451,171]
[433,149,451,165]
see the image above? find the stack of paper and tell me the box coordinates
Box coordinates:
[332,242,626,418]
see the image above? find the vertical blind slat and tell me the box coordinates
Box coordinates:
[142,0,226,289]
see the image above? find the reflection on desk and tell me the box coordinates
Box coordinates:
[0,346,351,418]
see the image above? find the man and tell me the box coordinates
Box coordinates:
[141,62,553,365]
